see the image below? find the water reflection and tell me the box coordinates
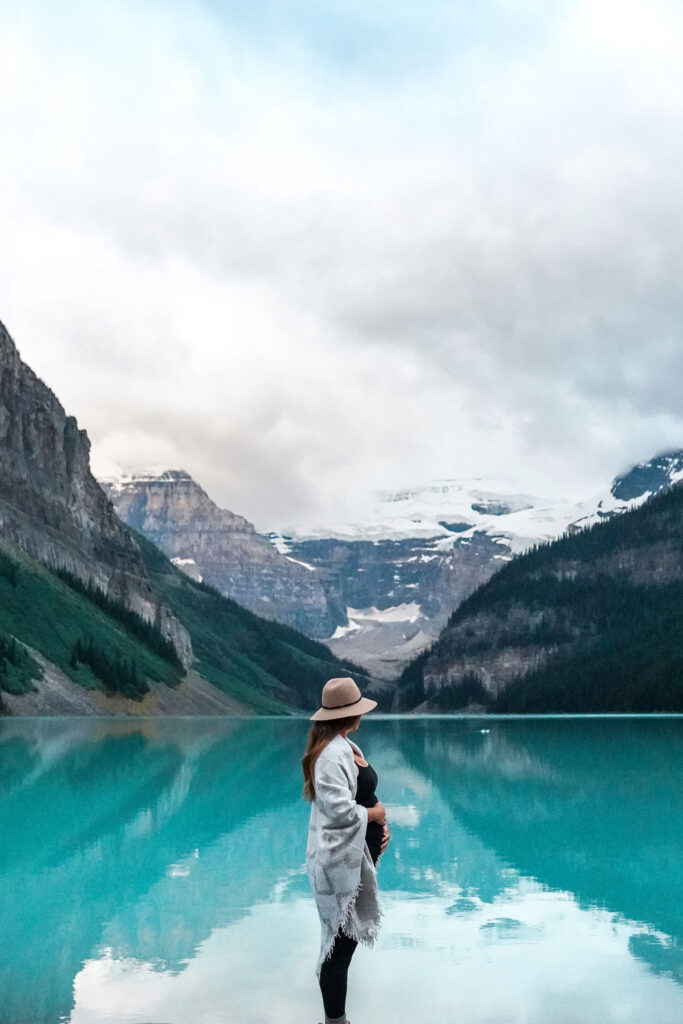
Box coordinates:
[390,718,683,949]
[0,718,308,1023]
[0,716,682,1024]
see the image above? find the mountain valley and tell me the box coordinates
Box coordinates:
[107,454,683,680]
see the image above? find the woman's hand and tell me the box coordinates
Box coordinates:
[368,801,386,825]
[380,822,391,855]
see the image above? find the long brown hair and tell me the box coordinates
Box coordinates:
[302,716,361,802]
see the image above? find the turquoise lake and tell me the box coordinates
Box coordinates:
[1,715,682,1024]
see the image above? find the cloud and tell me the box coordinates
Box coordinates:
[1,0,682,528]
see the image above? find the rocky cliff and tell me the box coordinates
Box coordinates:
[102,472,341,638]
[0,321,192,665]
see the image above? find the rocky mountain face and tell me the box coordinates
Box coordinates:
[611,450,683,501]
[396,477,683,712]
[271,529,510,678]
[102,472,341,638]
[0,322,192,665]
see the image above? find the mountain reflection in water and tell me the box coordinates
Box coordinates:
[0,716,681,1024]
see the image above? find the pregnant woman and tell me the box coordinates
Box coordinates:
[303,677,390,1024]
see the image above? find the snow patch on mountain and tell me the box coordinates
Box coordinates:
[346,602,423,625]
[329,620,363,640]
[329,602,423,640]
[102,468,193,492]
[171,556,203,582]
[285,555,316,572]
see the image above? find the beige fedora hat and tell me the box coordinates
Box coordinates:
[310,677,377,721]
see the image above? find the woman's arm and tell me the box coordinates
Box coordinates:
[367,802,386,825]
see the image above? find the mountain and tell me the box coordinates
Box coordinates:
[0,320,370,716]
[394,477,683,712]
[0,321,192,665]
[104,472,566,678]
[103,455,683,683]
[102,471,340,637]
[268,456,683,677]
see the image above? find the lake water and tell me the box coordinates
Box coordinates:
[1,715,682,1024]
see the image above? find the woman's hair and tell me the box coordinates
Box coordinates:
[302,715,361,802]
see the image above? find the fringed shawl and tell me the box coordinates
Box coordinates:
[306,733,382,976]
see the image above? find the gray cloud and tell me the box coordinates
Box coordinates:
[1,0,682,528]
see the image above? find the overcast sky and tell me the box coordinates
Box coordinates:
[2,0,682,531]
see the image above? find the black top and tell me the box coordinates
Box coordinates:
[355,761,383,864]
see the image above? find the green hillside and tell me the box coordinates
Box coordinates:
[0,540,181,712]
[0,534,371,715]
[133,529,373,712]
[396,482,683,713]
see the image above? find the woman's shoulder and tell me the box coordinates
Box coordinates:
[317,733,353,765]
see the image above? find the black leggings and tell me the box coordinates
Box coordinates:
[319,925,358,1020]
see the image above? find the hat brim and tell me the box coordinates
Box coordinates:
[310,696,377,721]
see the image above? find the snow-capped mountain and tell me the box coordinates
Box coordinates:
[277,450,683,550]
[268,450,683,677]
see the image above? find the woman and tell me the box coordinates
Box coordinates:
[303,676,390,1024]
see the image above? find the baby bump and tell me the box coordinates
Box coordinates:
[366,821,383,864]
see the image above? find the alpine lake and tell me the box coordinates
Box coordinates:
[1,714,682,1024]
